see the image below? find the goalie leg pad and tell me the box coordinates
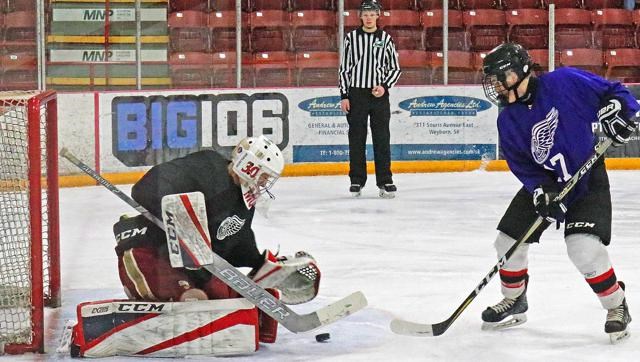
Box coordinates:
[258,288,280,344]
[70,299,259,358]
[201,275,240,300]
[249,250,321,305]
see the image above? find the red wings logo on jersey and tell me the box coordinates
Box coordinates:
[240,161,261,179]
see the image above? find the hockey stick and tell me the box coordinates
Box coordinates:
[60,148,367,333]
[390,138,613,337]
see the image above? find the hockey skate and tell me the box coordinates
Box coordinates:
[378,184,396,199]
[605,282,632,344]
[350,184,362,197]
[481,276,529,331]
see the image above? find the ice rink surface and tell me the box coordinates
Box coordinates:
[4,170,640,361]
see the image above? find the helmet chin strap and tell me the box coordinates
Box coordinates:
[502,74,536,105]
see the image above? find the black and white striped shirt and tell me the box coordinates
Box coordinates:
[338,28,401,99]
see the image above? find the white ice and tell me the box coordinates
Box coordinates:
[3,170,640,361]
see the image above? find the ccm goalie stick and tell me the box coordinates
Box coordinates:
[60,148,367,333]
[390,138,613,337]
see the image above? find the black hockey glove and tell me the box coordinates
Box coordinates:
[597,96,638,146]
[533,185,567,229]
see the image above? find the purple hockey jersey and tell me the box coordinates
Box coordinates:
[497,67,639,204]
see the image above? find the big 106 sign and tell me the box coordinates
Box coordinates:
[111,93,290,166]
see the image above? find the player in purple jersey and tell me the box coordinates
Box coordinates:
[479,43,638,344]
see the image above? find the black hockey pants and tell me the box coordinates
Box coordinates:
[346,87,393,188]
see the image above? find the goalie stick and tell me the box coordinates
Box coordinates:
[390,138,613,337]
[60,148,367,333]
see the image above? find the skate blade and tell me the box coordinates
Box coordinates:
[609,329,630,344]
[481,313,527,331]
[351,191,362,197]
[379,191,395,199]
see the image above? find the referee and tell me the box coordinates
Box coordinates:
[339,0,401,198]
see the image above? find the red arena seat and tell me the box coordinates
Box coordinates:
[397,50,430,85]
[169,52,213,88]
[422,9,468,50]
[1,11,36,52]
[380,10,423,50]
[378,0,418,9]
[634,10,640,50]
[506,9,549,49]
[554,8,593,50]
[5,0,36,12]
[463,9,507,51]
[295,51,339,86]
[550,0,585,8]
[418,0,461,10]
[502,0,544,9]
[0,51,37,90]
[583,0,624,9]
[209,11,250,52]
[210,0,250,11]
[460,0,501,9]
[559,48,605,76]
[210,51,254,87]
[344,0,365,9]
[592,9,635,49]
[291,10,337,51]
[291,0,334,10]
[605,48,640,83]
[250,10,291,52]
[169,11,210,53]
[252,0,289,10]
[253,51,294,87]
[527,48,561,73]
[340,9,363,33]
[169,0,208,12]
[428,50,476,84]
[417,0,460,10]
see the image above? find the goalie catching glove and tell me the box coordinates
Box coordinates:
[249,250,321,305]
[533,185,566,229]
[598,96,638,146]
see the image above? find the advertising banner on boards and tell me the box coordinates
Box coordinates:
[99,86,499,172]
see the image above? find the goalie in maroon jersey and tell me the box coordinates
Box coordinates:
[70,136,321,357]
[114,135,320,306]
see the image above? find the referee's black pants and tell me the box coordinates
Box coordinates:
[346,87,393,188]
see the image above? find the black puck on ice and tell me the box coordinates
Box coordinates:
[315,333,330,342]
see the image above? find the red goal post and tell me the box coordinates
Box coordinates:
[0,90,60,354]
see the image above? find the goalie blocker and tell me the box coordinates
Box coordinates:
[68,295,281,357]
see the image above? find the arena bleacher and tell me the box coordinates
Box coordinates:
[1,0,639,90]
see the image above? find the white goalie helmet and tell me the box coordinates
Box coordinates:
[231,135,285,209]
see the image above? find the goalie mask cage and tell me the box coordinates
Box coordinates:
[0,91,60,354]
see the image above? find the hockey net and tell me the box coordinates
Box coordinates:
[0,91,60,354]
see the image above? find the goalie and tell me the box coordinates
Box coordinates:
[70,136,321,357]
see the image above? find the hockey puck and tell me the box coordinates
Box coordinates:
[315,333,330,342]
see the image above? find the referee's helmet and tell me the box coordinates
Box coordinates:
[359,0,382,13]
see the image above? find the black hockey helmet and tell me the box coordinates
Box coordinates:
[482,42,535,106]
[359,0,382,12]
